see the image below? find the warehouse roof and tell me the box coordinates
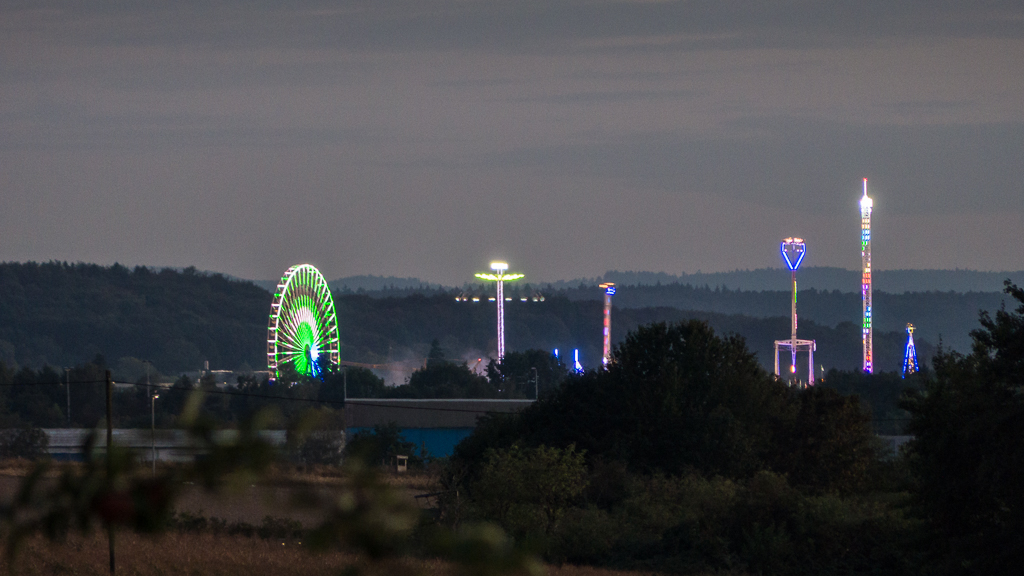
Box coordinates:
[343,398,533,428]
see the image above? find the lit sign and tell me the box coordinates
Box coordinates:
[780,238,806,271]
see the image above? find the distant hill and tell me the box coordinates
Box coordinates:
[248,274,445,294]
[0,262,269,373]
[554,283,1009,354]
[0,262,1013,378]
[320,267,1024,295]
[592,267,1024,293]
[329,275,444,292]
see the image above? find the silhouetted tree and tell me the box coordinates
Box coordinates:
[902,281,1024,574]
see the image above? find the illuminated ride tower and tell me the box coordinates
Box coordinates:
[599,283,615,367]
[475,261,524,362]
[861,179,874,373]
[773,238,816,385]
[902,323,919,378]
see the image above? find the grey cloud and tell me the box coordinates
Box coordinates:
[508,89,698,104]
[1,107,373,151]
[4,1,1023,55]
[483,118,1024,215]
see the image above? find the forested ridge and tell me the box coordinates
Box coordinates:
[0,262,268,372]
[0,261,1007,376]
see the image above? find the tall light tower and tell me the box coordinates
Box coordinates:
[902,323,919,378]
[475,261,524,362]
[774,238,816,385]
[861,178,874,373]
[599,283,615,367]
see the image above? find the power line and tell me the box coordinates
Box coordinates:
[0,378,915,422]
[0,378,531,415]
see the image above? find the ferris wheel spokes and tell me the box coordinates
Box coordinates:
[266,264,340,380]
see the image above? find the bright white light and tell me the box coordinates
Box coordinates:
[860,178,873,209]
[491,261,509,272]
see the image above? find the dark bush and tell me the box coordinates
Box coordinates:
[0,427,49,460]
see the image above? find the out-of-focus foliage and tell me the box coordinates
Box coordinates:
[0,390,541,576]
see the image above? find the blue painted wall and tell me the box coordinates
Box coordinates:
[347,427,475,458]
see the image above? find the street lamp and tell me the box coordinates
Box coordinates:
[474,261,525,362]
[151,393,160,475]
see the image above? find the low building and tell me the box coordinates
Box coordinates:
[343,398,534,457]
[43,429,287,462]
[37,399,531,462]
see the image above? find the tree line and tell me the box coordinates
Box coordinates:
[435,281,1024,574]
[9,260,1015,381]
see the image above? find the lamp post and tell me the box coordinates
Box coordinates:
[474,261,525,362]
[151,391,159,473]
[151,393,159,475]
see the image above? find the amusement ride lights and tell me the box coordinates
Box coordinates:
[599,283,615,367]
[903,323,919,378]
[773,238,816,385]
[861,178,874,373]
[474,261,524,362]
[267,264,340,380]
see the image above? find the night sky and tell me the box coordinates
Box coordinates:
[3,2,1022,285]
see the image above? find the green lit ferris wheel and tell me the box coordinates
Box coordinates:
[267,264,339,379]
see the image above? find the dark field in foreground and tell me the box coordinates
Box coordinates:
[11,533,697,576]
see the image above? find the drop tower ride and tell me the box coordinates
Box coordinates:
[860,179,873,374]
[599,283,615,367]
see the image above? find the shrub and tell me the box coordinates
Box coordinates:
[472,444,587,536]
[0,427,49,460]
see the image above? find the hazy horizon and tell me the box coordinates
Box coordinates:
[3,2,1022,285]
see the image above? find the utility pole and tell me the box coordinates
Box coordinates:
[530,367,538,400]
[105,370,115,575]
[65,367,71,425]
[144,360,157,474]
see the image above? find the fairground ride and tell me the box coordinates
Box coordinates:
[267,264,340,380]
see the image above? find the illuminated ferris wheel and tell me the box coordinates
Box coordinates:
[267,264,339,379]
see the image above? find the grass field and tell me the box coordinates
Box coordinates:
[0,461,713,576]
[10,532,686,576]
